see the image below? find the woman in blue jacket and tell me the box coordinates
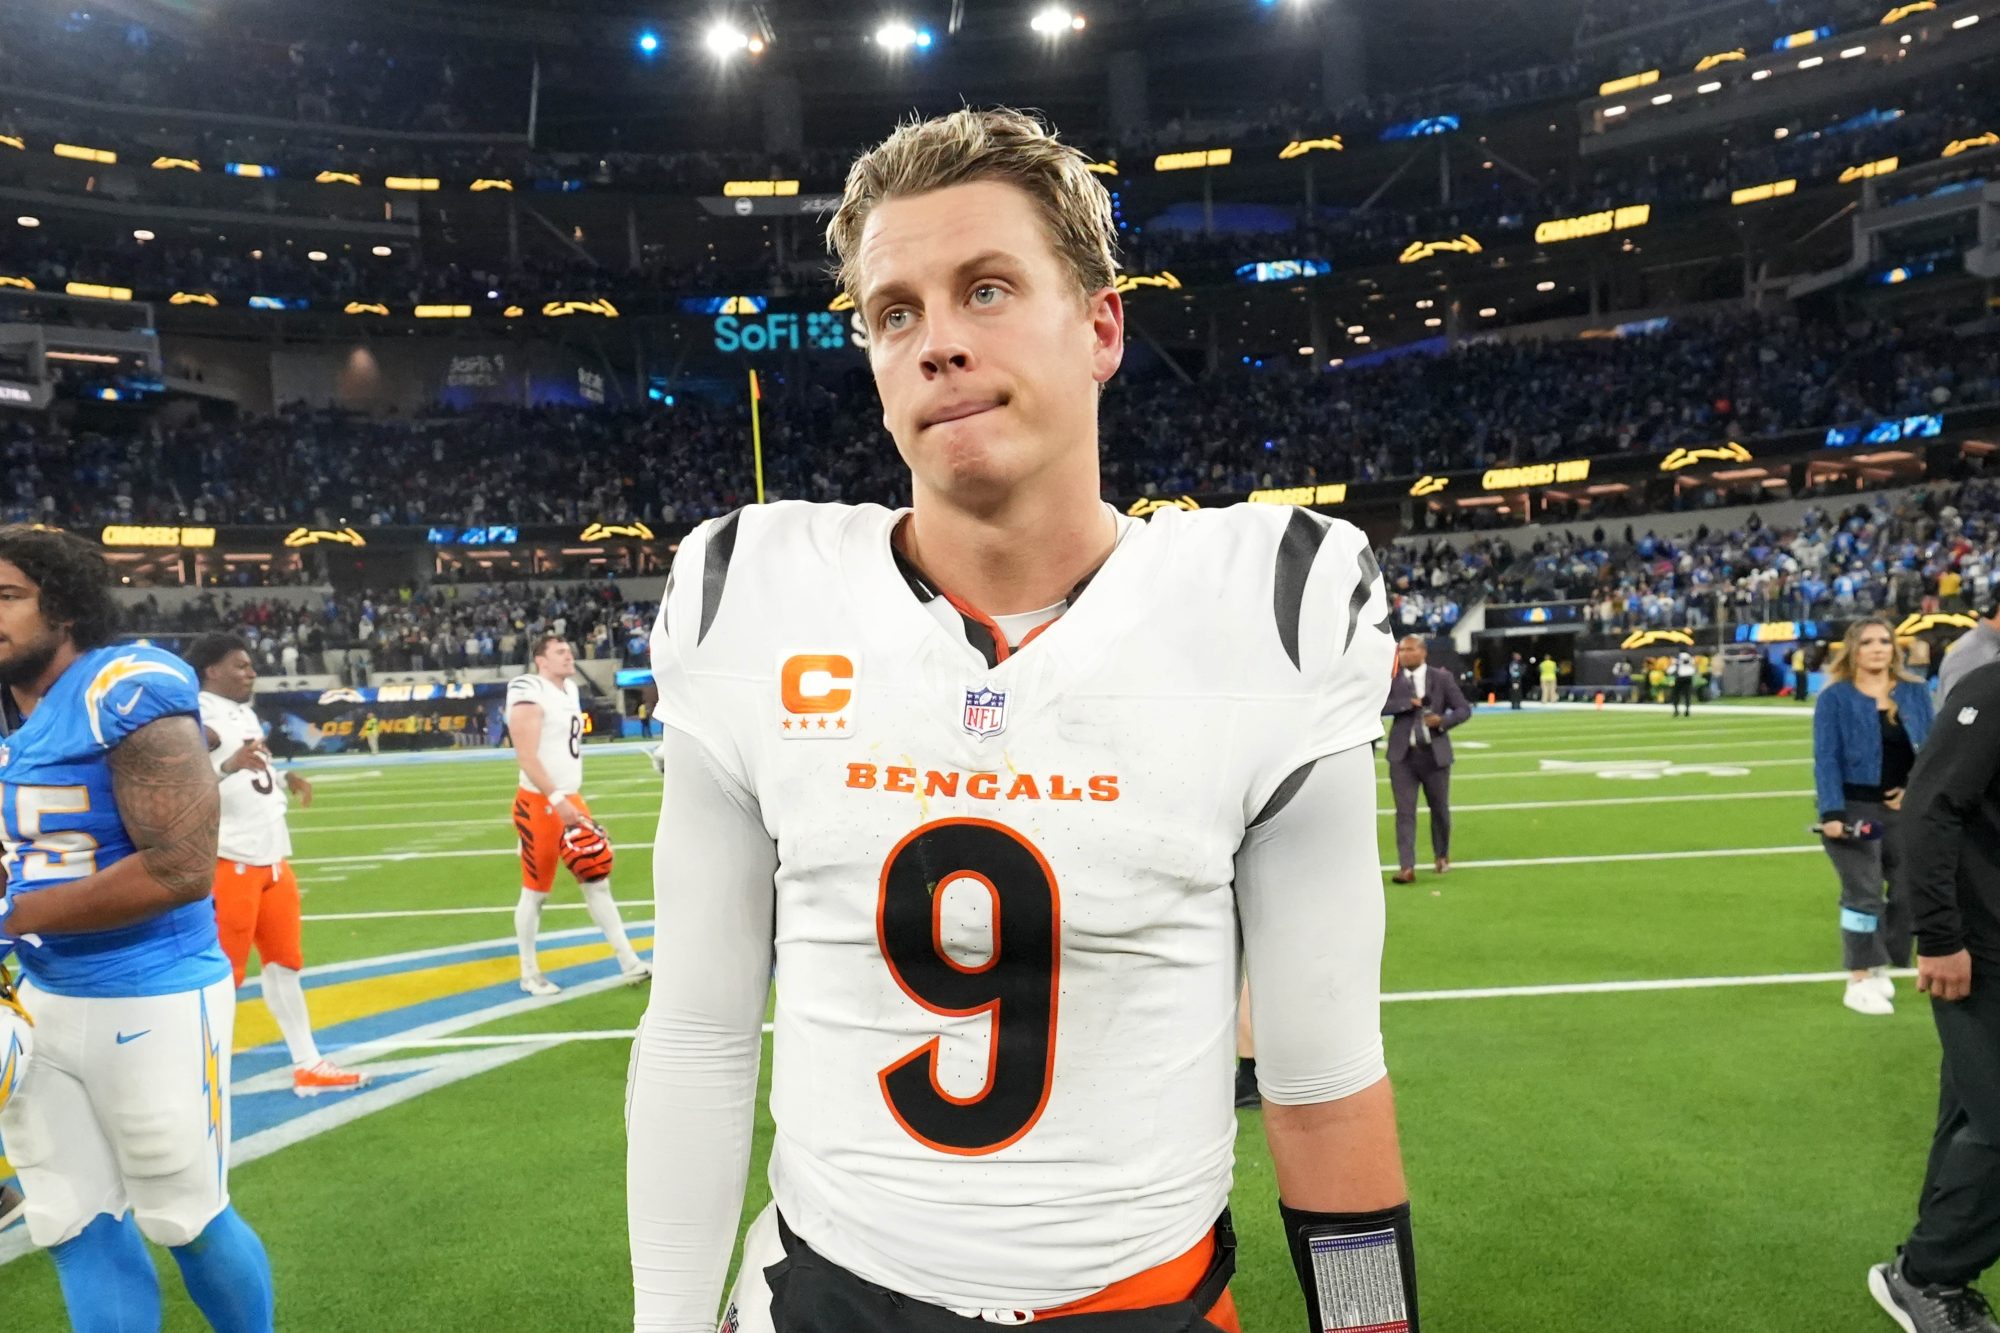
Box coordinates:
[1813,616,1934,1015]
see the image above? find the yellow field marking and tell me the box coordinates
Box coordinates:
[233,931,653,1052]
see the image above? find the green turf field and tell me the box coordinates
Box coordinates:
[4,700,1949,1332]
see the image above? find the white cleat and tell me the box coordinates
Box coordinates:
[520,973,561,997]
[619,959,652,985]
[1869,969,1896,1001]
[1844,979,1894,1016]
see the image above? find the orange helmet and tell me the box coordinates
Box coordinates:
[560,820,615,883]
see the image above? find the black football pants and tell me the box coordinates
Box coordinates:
[1904,966,2000,1287]
[764,1211,1238,1333]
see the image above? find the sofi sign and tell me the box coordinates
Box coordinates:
[712,311,866,355]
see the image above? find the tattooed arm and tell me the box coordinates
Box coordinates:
[4,715,220,937]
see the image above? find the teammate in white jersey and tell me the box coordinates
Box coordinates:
[187,633,367,1096]
[506,633,648,995]
[628,108,1418,1333]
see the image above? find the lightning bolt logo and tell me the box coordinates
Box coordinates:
[200,993,223,1187]
[83,654,192,746]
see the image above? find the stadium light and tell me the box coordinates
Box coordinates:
[1031,7,1086,33]
[1479,306,1498,317]
[1536,280,1556,291]
[372,245,392,257]
[636,29,661,54]
[133,229,154,241]
[15,216,37,227]
[705,22,750,57]
[1698,81,1723,93]
[307,250,328,262]
[875,20,932,50]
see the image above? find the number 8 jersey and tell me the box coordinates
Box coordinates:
[649,499,1394,1310]
[506,673,584,795]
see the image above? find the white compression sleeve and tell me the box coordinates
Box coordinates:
[628,727,777,1333]
[514,889,545,975]
[1236,743,1390,1105]
[580,879,642,968]
[260,963,321,1067]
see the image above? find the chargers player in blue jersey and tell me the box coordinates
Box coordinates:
[0,526,275,1333]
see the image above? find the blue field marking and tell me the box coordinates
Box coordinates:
[235,924,623,1000]
[232,942,648,1080]
[289,738,659,773]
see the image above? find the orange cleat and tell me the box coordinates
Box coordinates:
[293,1060,370,1097]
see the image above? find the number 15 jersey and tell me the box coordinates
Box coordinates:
[650,499,1393,1310]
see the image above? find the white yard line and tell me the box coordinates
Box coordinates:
[301,901,651,922]
[292,840,1822,874]
[346,965,1916,1054]
[1447,738,1809,761]
[1437,789,1812,814]
[1377,756,1812,784]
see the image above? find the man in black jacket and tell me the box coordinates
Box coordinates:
[1871,660,2000,1332]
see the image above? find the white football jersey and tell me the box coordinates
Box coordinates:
[199,691,291,866]
[651,500,1392,1307]
[507,673,584,795]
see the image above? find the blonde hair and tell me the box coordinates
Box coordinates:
[1828,616,1921,719]
[825,107,1119,308]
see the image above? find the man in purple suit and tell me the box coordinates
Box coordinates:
[1383,636,1474,884]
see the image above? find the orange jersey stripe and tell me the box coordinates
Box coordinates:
[1035,1229,1237,1326]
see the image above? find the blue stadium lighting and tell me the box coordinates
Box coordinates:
[916,28,934,47]
[1380,115,1461,141]
[1235,259,1332,284]
[637,30,661,55]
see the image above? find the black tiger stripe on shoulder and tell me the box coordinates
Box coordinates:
[1273,506,1333,671]
[698,508,745,646]
[657,567,677,640]
[1344,545,1382,655]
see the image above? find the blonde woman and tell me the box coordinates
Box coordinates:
[1813,617,1935,1015]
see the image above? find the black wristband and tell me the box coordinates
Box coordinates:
[1279,1199,1418,1333]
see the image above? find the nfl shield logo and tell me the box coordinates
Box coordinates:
[963,687,1008,739]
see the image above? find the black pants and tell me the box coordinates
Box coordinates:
[1904,968,2000,1287]
[765,1212,1238,1333]
[1671,677,1695,715]
[1507,682,1522,709]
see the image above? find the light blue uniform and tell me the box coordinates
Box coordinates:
[0,644,239,1251]
[2,644,229,997]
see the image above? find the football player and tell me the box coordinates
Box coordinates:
[186,632,367,1096]
[0,526,275,1332]
[507,633,648,995]
[628,109,1417,1333]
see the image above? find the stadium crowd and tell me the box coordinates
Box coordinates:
[1491,478,2000,630]
[110,477,2000,653]
[5,311,1995,530]
[132,580,659,675]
